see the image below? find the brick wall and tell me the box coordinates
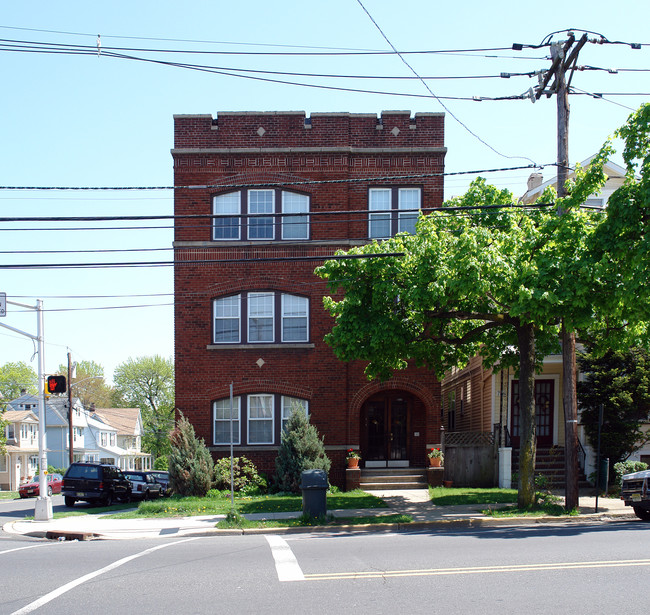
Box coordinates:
[173,111,445,487]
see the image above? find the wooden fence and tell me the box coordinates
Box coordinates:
[442,430,497,487]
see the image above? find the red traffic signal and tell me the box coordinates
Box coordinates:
[46,375,67,394]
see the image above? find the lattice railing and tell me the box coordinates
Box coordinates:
[444,431,495,447]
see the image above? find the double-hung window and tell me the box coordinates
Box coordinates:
[214,397,241,445]
[213,189,310,241]
[213,394,308,445]
[248,395,274,444]
[248,293,274,342]
[369,187,421,238]
[281,397,308,432]
[213,292,308,344]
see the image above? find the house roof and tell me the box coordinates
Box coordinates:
[520,156,627,204]
[2,409,38,423]
[92,408,141,436]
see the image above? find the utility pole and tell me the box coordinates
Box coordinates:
[533,32,589,511]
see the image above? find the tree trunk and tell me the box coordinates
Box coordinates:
[517,322,537,508]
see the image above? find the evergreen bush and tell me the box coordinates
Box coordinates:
[168,414,214,497]
[274,408,331,493]
[213,456,266,494]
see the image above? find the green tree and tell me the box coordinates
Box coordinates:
[168,414,213,497]
[57,360,113,409]
[316,156,615,508]
[0,361,38,405]
[578,348,650,476]
[112,355,174,459]
[274,408,331,493]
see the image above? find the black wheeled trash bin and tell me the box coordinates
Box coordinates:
[300,469,327,518]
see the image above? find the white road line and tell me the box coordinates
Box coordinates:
[265,535,305,582]
[0,544,50,556]
[11,538,199,615]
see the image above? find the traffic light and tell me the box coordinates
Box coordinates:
[46,375,67,394]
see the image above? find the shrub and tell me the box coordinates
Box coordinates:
[153,456,168,471]
[213,456,266,494]
[168,414,214,497]
[274,408,331,493]
[613,460,648,485]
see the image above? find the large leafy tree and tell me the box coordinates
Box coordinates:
[56,360,114,409]
[112,355,175,459]
[0,361,38,405]
[316,154,614,509]
[577,348,650,476]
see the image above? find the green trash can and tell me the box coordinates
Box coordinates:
[300,469,327,518]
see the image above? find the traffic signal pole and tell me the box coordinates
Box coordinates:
[0,298,53,520]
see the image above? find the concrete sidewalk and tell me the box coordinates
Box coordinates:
[3,490,638,540]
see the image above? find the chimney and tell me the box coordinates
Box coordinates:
[527,173,543,192]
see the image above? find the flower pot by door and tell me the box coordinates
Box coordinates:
[429,457,441,468]
[347,458,359,469]
[443,480,453,488]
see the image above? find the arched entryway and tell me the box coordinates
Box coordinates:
[362,391,413,468]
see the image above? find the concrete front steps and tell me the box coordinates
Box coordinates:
[359,467,428,490]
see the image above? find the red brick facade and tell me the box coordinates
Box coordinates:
[173,111,446,487]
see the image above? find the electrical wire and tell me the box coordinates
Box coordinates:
[354,0,538,166]
[0,163,542,192]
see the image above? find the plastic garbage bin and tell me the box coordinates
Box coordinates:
[300,469,327,518]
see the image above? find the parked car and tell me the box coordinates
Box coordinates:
[149,470,170,496]
[124,471,163,500]
[62,462,132,507]
[18,473,63,498]
[620,469,650,521]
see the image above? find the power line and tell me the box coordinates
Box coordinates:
[0,164,542,193]
[354,0,538,166]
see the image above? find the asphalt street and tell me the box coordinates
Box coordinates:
[1,496,650,615]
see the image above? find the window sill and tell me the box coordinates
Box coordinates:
[207,343,315,350]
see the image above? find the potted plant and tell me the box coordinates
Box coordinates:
[346,449,361,468]
[427,448,443,467]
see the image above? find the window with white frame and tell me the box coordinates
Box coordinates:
[100,432,108,447]
[213,189,310,241]
[369,187,421,239]
[73,427,83,442]
[6,424,15,440]
[213,397,241,445]
[0,454,7,473]
[110,433,116,447]
[213,292,308,344]
[213,394,309,445]
[248,394,274,444]
[28,456,38,474]
[281,396,309,432]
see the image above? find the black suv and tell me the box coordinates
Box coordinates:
[62,462,132,507]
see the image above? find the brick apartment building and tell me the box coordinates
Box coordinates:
[172,110,446,487]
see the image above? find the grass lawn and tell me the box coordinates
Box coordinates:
[105,489,386,520]
[430,486,518,506]
[217,513,411,530]
[0,491,19,500]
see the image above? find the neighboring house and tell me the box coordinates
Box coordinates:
[93,407,151,471]
[440,156,632,488]
[520,155,626,207]
[173,110,447,487]
[0,409,39,491]
[4,394,151,472]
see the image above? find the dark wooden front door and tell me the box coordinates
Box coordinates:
[510,379,554,448]
[364,394,409,465]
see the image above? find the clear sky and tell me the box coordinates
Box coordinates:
[1,0,648,383]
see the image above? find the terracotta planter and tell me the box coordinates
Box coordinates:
[429,457,442,467]
[443,480,453,488]
[347,458,359,469]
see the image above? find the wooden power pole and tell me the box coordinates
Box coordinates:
[534,32,589,511]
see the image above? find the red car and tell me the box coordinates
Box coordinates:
[18,473,63,498]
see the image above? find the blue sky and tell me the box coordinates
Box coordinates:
[1,0,648,383]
